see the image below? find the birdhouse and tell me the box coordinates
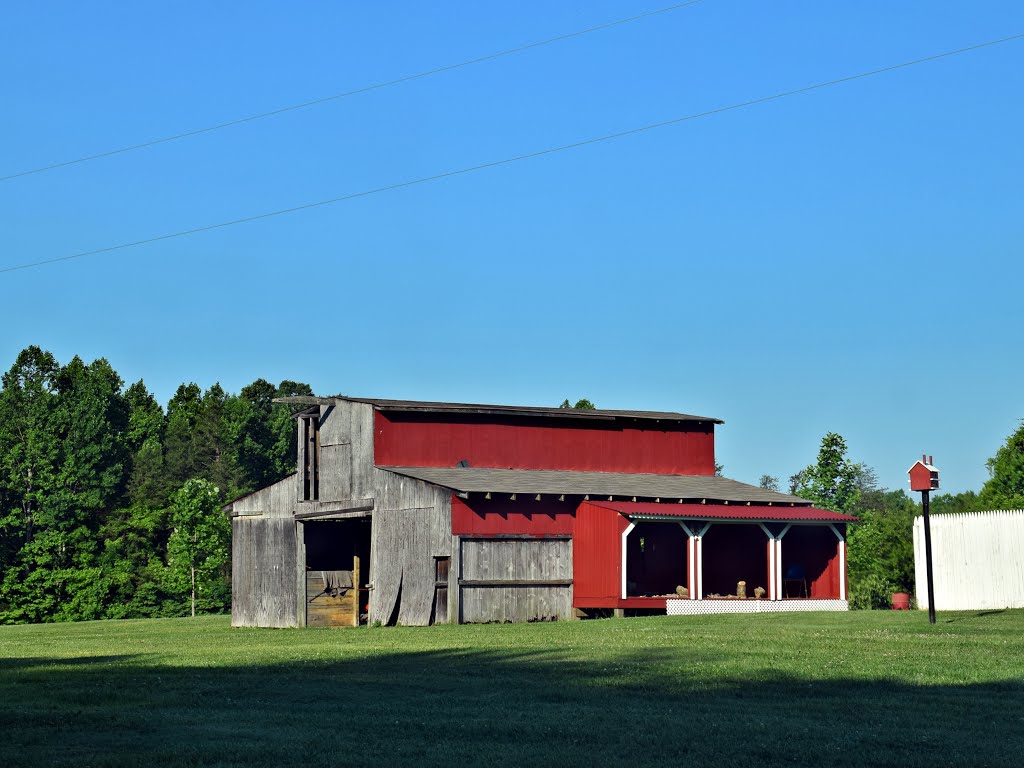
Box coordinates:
[908,455,939,492]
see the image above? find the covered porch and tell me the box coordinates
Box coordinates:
[583,500,853,615]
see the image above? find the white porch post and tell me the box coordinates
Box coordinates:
[829,524,847,601]
[776,524,792,601]
[679,522,697,599]
[621,522,636,599]
[757,523,777,600]
[695,523,711,599]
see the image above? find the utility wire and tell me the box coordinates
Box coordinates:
[0,1,707,182]
[2,32,1021,276]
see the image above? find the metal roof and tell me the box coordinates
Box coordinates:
[274,395,722,425]
[587,500,856,523]
[379,466,809,505]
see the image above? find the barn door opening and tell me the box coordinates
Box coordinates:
[304,518,371,627]
[625,522,688,597]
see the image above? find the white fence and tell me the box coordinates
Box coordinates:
[913,510,1024,610]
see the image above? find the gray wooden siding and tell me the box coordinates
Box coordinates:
[369,470,452,626]
[229,474,297,519]
[318,401,375,501]
[459,538,573,623]
[232,517,299,627]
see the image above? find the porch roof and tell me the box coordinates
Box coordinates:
[588,499,857,523]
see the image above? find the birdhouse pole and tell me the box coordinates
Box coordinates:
[908,455,939,624]
[920,486,936,625]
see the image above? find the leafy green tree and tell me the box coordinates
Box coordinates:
[979,421,1024,509]
[759,474,780,492]
[846,489,918,609]
[792,433,862,515]
[559,398,596,410]
[930,490,979,515]
[165,479,230,617]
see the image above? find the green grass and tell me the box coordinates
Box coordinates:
[2,611,1023,767]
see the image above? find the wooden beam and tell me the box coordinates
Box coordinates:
[458,579,573,588]
[459,533,572,541]
[294,501,374,521]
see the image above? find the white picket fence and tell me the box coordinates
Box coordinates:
[913,510,1024,610]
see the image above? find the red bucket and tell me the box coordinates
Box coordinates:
[891,592,911,610]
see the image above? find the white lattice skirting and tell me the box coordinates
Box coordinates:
[666,598,848,615]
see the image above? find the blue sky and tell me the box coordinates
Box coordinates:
[2,1,1022,495]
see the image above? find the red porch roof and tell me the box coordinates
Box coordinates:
[589,500,857,523]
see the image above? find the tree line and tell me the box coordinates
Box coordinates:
[2,348,1022,622]
[0,346,310,623]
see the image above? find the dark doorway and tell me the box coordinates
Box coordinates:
[626,522,687,597]
[304,518,371,626]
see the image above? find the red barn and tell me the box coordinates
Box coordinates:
[226,396,854,627]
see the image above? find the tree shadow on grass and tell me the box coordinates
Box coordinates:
[1,646,1021,768]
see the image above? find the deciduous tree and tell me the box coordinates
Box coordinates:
[979,421,1024,510]
[165,479,230,617]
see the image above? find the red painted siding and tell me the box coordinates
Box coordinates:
[451,495,575,536]
[374,412,715,474]
[782,525,841,599]
[573,501,631,603]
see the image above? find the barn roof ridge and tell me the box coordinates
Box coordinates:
[274,394,723,424]
[379,465,809,505]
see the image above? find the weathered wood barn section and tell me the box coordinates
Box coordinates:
[226,396,855,627]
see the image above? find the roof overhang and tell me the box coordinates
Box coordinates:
[587,500,857,523]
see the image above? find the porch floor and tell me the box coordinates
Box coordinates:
[667,598,849,615]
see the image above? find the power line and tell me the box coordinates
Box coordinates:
[3,32,1021,276]
[0,1,708,183]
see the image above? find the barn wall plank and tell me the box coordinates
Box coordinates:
[459,538,573,623]
[230,474,298,519]
[369,471,453,626]
[231,517,298,627]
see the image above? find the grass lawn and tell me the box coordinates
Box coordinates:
[1,611,1023,767]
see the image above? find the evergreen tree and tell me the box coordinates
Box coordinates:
[124,380,168,507]
[164,383,204,486]
[0,353,129,621]
[0,347,59,622]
